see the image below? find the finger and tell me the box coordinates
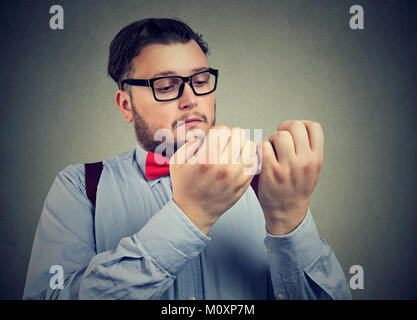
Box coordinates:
[269,130,295,164]
[186,136,206,165]
[260,140,278,171]
[200,125,230,164]
[229,127,246,164]
[277,120,310,155]
[301,120,324,156]
[215,127,233,165]
[171,136,202,165]
[240,139,259,176]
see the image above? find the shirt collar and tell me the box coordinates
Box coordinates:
[134,143,169,186]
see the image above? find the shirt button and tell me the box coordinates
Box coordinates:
[266,247,272,254]
[188,297,196,300]
[277,293,284,300]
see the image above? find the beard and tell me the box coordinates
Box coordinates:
[131,101,216,157]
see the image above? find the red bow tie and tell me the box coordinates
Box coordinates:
[145,152,171,180]
[144,151,259,198]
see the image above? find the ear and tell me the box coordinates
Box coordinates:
[115,89,134,123]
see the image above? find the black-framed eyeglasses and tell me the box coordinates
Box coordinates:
[120,68,219,102]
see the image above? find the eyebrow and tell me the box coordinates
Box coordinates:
[151,67,209,78]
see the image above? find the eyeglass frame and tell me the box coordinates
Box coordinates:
[120,68,219,102]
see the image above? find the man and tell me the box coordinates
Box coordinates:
[23,18,351,299]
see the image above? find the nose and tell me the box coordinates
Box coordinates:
[178,82,198,110]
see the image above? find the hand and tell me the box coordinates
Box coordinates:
[258,120,324,236]
[170,125,258,234]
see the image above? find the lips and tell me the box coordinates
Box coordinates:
[185,119,202,124]
[185,117,202,123]
[177,118,203,127]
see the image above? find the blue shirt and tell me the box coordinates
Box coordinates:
[23,144,351,300]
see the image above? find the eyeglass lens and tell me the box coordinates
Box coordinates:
[153,71,215,100]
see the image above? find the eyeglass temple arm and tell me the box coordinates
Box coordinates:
[120,79,150,89]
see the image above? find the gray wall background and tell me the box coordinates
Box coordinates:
[1,0,416,299]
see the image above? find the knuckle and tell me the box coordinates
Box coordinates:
[261,141,273,156]
[312,152,323,165]
[199,162,211,172]
[261,140,270,149]
[312,121,323,133]
[300,157,322,174]
[289,158,298,168]
[312,121,322,129]
[216,166,229,179]
[271,130,284,140]
[290,120,302,128]
[277,130,292,141]
[272,167,286,183]
[301,161,314,174]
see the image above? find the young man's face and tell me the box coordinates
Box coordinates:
[116,40,216,155]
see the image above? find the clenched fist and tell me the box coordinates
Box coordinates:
[170,125,258,234]
[258,120,324,236]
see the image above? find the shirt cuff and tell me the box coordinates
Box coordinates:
[135,198,210,276]
[264,208,324,274]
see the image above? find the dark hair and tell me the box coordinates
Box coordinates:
[108,18,209,89]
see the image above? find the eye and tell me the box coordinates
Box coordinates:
[156,85,175,93]
[192,72,211,87]
[154,78,181,94]
[193,80,208,87]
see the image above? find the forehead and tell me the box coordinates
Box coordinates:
[130,40,208,78]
